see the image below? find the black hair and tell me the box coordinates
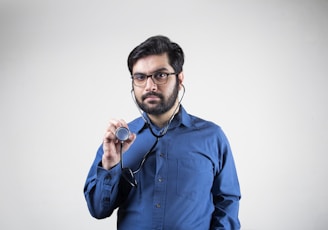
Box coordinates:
[127,35,184,75]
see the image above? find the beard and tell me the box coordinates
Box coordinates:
[136,81,179,115]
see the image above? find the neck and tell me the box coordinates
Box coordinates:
[147,101,180,128]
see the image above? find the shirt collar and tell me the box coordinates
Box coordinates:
[132,105,192,134]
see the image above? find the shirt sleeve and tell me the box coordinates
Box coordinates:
[83,145,122,219]
[211,129,241,230]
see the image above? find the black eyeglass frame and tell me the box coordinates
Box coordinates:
[131,72,176,87]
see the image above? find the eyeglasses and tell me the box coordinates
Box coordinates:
[131,72,176,87]
[119,137,159,187]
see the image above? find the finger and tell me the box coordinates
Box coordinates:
[118,119,128,128]
[107,119,121,131]
[107,119,129,134]
[125,132,136,144]
[104,129,117,143]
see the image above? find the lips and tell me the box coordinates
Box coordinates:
[142,93,162,101]
[144,96,160,103]
[145,95,159,99]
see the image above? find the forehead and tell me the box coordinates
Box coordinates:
[132,53,172,73]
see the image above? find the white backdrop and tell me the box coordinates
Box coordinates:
[1,0,327,229]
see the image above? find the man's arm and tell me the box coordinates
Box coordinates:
[211,131,241,229]
[84,119,136,218]
[84,145,122,219]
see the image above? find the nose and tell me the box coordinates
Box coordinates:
[144,76,157,91]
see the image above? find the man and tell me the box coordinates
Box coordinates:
[84,35,241,229]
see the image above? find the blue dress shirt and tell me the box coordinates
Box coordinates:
[84,106,241,229]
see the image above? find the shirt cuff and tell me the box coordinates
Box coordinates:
[96,161,122,184]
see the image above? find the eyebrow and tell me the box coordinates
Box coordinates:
[133,67,170,75]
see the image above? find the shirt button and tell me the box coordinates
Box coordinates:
[159,153,165,157]
[158,178,163,182]
[105,175,111,180]
[155,203,161,208]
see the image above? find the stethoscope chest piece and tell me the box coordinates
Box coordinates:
[115,127,130,142]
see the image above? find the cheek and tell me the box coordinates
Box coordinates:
[133,90,143,101]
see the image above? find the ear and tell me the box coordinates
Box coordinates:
[178,72,184,90]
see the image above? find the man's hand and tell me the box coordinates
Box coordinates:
[102,119,136,170]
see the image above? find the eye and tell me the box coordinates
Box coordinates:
[154,72,168,79]
[133,74,146,81]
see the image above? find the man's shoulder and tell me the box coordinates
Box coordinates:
[127,116,145,132]
[188,113,221,130]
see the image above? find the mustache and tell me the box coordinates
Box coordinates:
[141,92,163,101]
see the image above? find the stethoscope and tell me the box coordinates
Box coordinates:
[115,84,185,186]
[116,83,185,142]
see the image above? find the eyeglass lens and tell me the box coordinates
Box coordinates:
[132,72,175,86]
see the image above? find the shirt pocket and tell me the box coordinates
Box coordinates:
[176,157,214,200]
